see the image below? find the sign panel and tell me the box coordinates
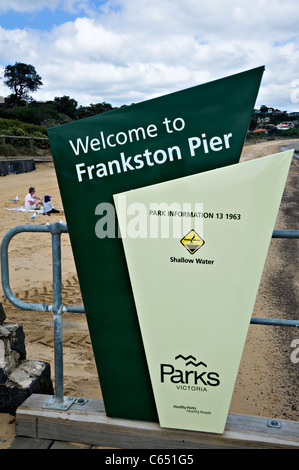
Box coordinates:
[114,151,293,433]
[48,67,264,422]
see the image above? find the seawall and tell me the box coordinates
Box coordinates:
[0,159,36,176]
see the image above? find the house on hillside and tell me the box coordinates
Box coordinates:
[252,128,268,134]
[276,122,293,130]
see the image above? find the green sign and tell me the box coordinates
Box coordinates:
[114,150,293,433]
[48,67,264,422]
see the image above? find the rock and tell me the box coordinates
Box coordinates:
[0,303,6,324]
[0,359,54,415]
[4,323,26,360]
[0,323,53,414]
[0,324,26,378]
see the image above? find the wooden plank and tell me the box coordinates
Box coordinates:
[9,437,93,449]
[50,441,92,449]
[0,134,48,141]
[16,394,299,449]
[9,436,53,449]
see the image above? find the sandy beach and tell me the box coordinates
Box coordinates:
[0,138,298,448]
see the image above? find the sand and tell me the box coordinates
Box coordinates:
[0,139,298,448]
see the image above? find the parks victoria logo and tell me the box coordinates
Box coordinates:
[160,354,220,391]
[180,229,205,254]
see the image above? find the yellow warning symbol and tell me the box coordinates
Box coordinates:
[180,229,205,254]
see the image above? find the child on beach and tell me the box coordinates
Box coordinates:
[42,195,60,215]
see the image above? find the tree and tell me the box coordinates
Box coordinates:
[76,102,114,119]
[4,62,43,102]
[53,96,78,119]
[259,105,269,113]
[249,112,258,130]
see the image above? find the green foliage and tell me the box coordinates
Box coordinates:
[0,143,18,156]
[265,112,288,126]
[246,126,299,143]
[0,118,49,156]
[277,127,299,137]
[76,102,114,119]
[0,88,117,128]
[0,118,47,137]
[53,96,78,119]
[0,100,74,127]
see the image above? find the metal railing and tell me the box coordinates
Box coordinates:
[1,223,298,409]
[1,222,83,410]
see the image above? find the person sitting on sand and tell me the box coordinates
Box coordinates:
[24,187,43,209]
[42,195,60,215]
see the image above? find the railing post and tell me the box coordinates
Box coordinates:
[43,223,76,410]
[51,223,64,403]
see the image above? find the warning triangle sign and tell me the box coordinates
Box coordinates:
[114,151,293,433]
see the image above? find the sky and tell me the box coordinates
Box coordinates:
[0,0,298,111]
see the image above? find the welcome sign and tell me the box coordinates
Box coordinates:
[114,151,293,433]
[48,67,264,424]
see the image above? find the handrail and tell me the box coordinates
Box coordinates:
[252,229,299,328]
[1,224,298,409]
[0,222,84,313]
[0,134,49,155]
[0,134,48,140]
[1,222,83,410]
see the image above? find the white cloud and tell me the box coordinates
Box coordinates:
[0,0,298,110]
